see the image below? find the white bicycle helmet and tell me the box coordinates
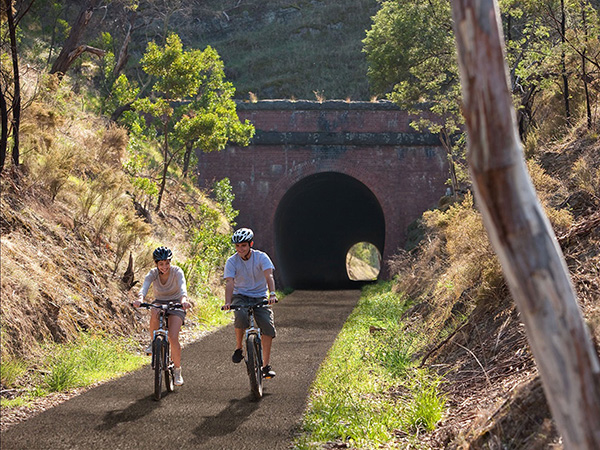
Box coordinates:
[232,228,254,243]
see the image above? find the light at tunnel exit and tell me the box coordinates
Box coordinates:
[346,242,381,281]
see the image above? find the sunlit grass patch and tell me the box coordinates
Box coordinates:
[294,282,446,449]
[41,332,146,392]
[401,371,446,432]
[0,356,28,388]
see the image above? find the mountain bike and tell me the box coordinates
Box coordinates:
[223,301,274,400]
[138,302,182,401]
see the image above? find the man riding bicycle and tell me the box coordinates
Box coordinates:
[133,246,192,386]
[222,228,278,379]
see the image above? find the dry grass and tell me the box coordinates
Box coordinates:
[388,122,599,449]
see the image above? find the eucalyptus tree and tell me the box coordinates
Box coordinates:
[133,33,254,211]
[364,0,464,195]
[452,1,600,447]
[501,0,600,132]
[1,0,36,173]
[49,0,106,76]
[364,0,600,152]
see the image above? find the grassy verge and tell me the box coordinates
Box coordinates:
[293,282,446,449]
[1,289,290,410]
[1,333,147,408]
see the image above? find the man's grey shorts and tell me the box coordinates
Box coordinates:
[231,294,276,338]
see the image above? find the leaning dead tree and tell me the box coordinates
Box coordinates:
[49,0,105,76]
[451,1,600,449]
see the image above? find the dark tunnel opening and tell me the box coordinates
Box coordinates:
[274,172,385,289]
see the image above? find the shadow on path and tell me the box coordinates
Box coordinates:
[191,394,267,446]
[96,394,160,431]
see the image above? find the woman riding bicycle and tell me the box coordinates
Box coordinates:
[133,246,192,386]
[222,228,277,379]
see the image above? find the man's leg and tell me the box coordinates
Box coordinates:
[232,327,245,363]
[235,327,244,350]
[262,335,273,367]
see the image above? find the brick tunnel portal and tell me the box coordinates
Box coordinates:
[274,172,385,289]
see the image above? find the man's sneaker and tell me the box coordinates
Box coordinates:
[144,343,152,354]
[262,365,276,379]
[174,367,184,386]
[232,348,244,363]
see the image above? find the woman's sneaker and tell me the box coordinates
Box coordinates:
[262,365,276,379]
[174,367,184,386]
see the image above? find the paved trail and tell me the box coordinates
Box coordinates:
[1,290,360,450]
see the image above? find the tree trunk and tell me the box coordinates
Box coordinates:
[5,0,21,168]
[581,3,592,128]
[155,121,170,212]
[451,2,600,449]
[182,141,192,178]
[110,102,133,122]
[50,0,100,76]
[113,23,132,76]
[0,83,7,173]
[560,0,571,122]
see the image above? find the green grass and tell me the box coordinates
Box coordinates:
[293,282,446,449]
[0,357,28,388]
[1,288,290,409]
[1,333,147,408]
[41,333,146,392]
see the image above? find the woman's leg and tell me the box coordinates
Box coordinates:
[167,315,184,368]
[149,309,159,341]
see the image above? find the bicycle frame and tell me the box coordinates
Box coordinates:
[138,302,182,400]
[245,309,262,358]
[225,301,270,399]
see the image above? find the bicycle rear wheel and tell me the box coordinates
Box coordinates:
[153,336,164,401]
[246,334,263,399]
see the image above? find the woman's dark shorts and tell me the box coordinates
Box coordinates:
[152,299,186,325]
[231,294,276,338]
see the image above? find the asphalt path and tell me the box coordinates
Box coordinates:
[1,290,360,450]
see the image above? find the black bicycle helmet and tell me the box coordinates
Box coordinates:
[153,246,173,262]
[232,228,254,244]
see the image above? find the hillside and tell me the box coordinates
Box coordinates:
[386,126,600,448]
[19,0,379,101]
[0,69,234,429]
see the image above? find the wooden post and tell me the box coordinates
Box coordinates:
[450,1,600,448]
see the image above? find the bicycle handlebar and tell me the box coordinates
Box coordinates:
[221,300,277,311]
[137,302,184,310]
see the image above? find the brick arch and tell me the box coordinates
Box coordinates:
[196,100,449,289]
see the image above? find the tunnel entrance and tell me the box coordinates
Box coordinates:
[274,172,385,289]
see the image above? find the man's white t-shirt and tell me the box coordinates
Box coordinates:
[224,249,275,297]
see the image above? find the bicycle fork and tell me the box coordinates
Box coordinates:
[152,329,172,370]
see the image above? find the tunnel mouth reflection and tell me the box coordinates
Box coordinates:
[274,172,385,290]
[346,242,381,281]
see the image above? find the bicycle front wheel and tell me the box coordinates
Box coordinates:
[165,343,174,393]
[246,334,263,399]
[153,336,165,401]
